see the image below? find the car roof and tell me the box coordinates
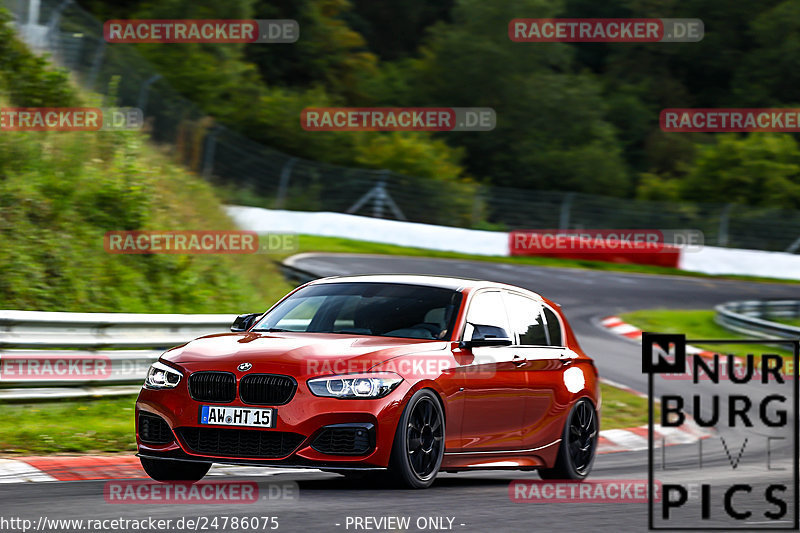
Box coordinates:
[308,274,543,298]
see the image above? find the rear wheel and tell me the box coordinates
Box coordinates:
[387,389,445,489]
[140,457,211,482]
[538,398,598,480]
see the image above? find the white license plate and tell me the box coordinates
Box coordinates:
[199,405,275,428]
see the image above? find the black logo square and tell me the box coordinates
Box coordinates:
[642,332,686,374]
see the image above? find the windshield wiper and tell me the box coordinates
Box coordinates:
[257,328,293,332]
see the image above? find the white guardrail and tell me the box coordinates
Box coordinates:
[5,298,796,401]
[714,300,800,340]
[0,311,238,400]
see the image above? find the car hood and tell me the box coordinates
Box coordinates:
[162,332,448,377]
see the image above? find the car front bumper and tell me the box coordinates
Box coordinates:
[135,378,409,468]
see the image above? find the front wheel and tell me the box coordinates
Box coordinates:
[140,457,211,482]
[387,389,445,489]
[538,398,598,480]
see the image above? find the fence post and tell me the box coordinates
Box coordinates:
[201,128,219,179]
[46,0,73,56]
[471,185,484,227]
[275,158,297,209]
[346,171,405,220]
[136,74,161,115]
[718,203,734,247]
[559,192,575,230]
[87,37,106,89]
[786,235,800,254]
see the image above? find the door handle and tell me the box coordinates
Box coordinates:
[512,355,527,367]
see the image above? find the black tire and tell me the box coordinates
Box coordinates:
[538,398,598,480]
[140,457,211,482]
[387,389,445,489]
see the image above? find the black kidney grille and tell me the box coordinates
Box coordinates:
[311,425,374,456]
[189,372,236,403]
[239,374,296,405]
[138,413,174,445]
[177,427,305,458]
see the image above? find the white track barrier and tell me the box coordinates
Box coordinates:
[227,206,800,281]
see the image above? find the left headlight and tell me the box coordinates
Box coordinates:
[307,372,403,399]
[144,361,183,389]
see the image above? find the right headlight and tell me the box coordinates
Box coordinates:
[144,361,183,389]
[307,372,403,399]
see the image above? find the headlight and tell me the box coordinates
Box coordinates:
[307,373,403,399]
[144,361,183,389]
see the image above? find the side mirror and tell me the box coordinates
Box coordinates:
[231,313,262,332]
[460,324,513,348]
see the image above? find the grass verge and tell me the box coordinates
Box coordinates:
[772,317,800,328]
[0,384,649,455]
[599,382,654,429]
[0,396,137,455]
[620,309,794,360]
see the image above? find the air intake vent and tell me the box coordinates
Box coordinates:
[239,374,297,405]
[311,424,374,456]
[138,413,174,445]
[177,427,305,458]
[188,371,236,403]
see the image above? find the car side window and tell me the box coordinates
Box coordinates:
[504,292,548,346]
[543,307,563,346]
[464,290,510,341]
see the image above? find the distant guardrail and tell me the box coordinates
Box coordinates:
[715,300,800,340]
[0,262,318,401]
[0,310,238,400]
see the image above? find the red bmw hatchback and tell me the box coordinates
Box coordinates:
[136,275,599,488]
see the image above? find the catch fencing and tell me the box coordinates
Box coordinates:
[3,0,800,251]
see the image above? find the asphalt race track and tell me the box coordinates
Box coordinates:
[3,253,800,532]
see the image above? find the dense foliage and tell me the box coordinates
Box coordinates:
[74,0,800,208]
[0,10,292,312]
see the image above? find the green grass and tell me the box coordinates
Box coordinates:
[600,382,655,429]
[0,385,650,455]
[0,396,137,455]
[620,309,794,360]
[771,317,800,328]
[275,235,799,285]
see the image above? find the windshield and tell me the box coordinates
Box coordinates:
[252,282,463,340]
